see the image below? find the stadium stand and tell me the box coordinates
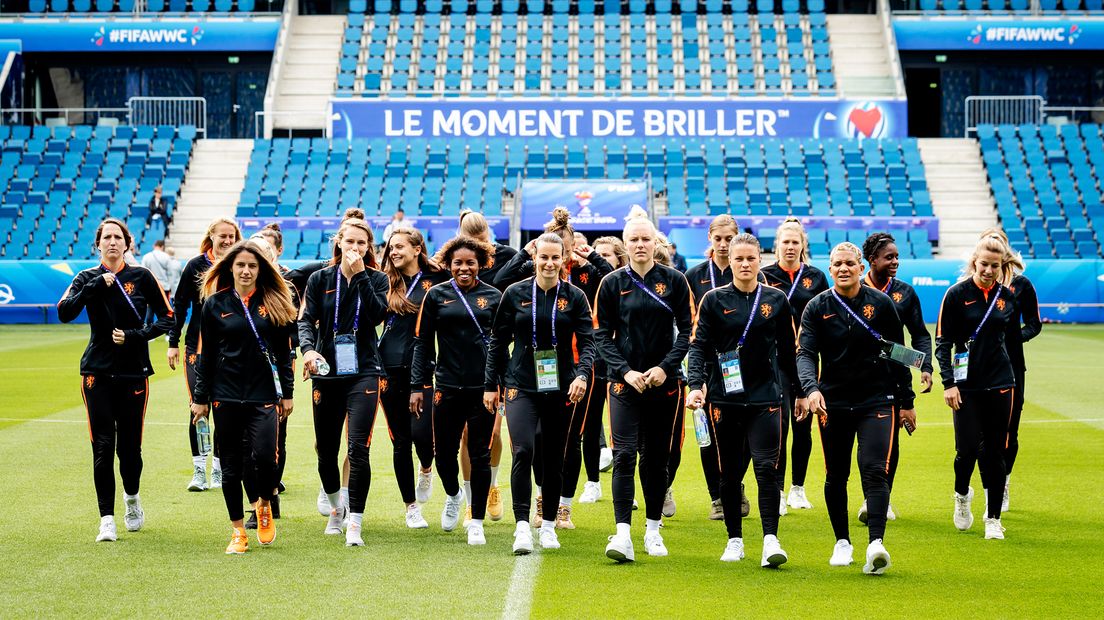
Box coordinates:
[337,0,835,98]
[979,123,1104,259]
[0,125,196,260]
[26,0,263,12]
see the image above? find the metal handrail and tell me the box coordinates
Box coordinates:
[964,95,1045,137]
[878,0,908,99]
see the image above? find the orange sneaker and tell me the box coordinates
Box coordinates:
[487,485,504,521]
[226,527,249,554]
[533,495,544,528]
[556,504,576,529]
[257,503,275,545]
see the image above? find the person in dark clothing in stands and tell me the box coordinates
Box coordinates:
[410,236,503,546]
[797,241,915,575]
[190,240,296,554]
[168,217,242,492]
[595,216,693,563]
[147,185,170,226]
[669,242,688,273]
[57,217,174,542]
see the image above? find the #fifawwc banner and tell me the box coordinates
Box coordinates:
[520,181,647,231]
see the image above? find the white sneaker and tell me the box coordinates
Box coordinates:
[778,491,788,517]
[123,496,144,532]
[644,531,668,557]
[829,539,854,566]
[96,516,117,542]
[662,487,676,518]
[599,447,614,472]
[405,505,429,529]
[720,537,745,562]
[762,534,788,568]
[209,467,223,489]
[539,528,561,550]
[954,487,974,531]
[1002,476,1010,513]
[787,485,813,510]
[317,486,331,516]
[605,533,635,562]
[187,466,207,492]
[579,481,602,504]
[416,469,434,504]
[513,523,533,555]
[887,504,897,521]
[467,523,486,546]
[325,506,347,535]
[441,492,463,532]
[345,522,364,547]
[863,539,891,575]
[984,517,1006,540]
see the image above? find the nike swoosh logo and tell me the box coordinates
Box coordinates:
[1000,388,1011,394]
[700,279,711,284]
[667,389,678,396]
[822,314,836,320]
[876,413,890,419]
[620,290,632,296]
[521,302,533,307]
[220,312,233,318]
[133,390,145,395]
[965,300,977,306]
[442,299,457,305]
[365,390,378,395]
[723,308,739,315]
[325,289,336,294]
[769,407,781,413]
[264,404,274,408]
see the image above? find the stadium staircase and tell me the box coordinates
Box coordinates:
[271,14,344,134]
[918,138,997,260]
[169,140,253,253]
[825,13,901,98]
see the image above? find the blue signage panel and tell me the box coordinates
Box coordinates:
[0,19,279,52]
[521,180,648,231]
[894,18,1104,51]
[236,215,511,241]
[330,98,910,140]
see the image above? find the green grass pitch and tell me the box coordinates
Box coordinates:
[0,324,1102,618]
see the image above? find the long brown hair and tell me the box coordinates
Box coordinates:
[199,217,242,254]
[594,236,628,268]
[544,206,574,243]
[200,241,297,326]
[94,217,133,251]
[381,228,441,315]
[330,218,378,269]
[965,235,1017,287]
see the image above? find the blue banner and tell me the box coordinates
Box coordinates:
[894,18,1104,50]
[521,180,648,231]
[661,215,940,242]
[236,215,511,242]
[0,19,279,53]
[330,98,910,140]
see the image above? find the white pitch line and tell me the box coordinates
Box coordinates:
[501,552,542,620]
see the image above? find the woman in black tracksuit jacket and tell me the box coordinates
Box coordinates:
[298,217,389,547]
[687,233,802,567]
[485,232,596,555]
[761,217,829,512]
[595,217,693,563]
[379,227,447,527]
[168,216,242,491]
[410,235,503,545]
[935,235,1019,540]
[797,242,914,575]
[58,218,174,542]
[190,240,296,554]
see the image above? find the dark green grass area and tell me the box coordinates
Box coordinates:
[0,325,1101,618]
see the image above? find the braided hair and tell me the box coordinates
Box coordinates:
[862,232,896,264]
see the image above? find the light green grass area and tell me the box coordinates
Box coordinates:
[0,324,1102,618]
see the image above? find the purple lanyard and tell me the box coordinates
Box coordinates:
[831,289,884,341]
[449,279,489,346]
[785,264,805,300]
[233,290,271,359]
[736,284,762,350]
[334,270,361,337]
[384,271,422,332]
[532,278,560,350]
[627,268,672,313]
[103,265,142,320]
[708,260,717,290]
[969,284,1003,346]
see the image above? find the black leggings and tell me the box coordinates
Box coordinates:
[783,379,812,488]
[711,403,783,539]
[507,389,575,523]
[700,398,722,501]
[433,387,495,519]
[608,378,682,524]
[954,387,1014,520]
[1005,368,1026,474]
[819,404,896,543]
[561,374,607,497]
[666,392,687,488]
[214,401,278,522]
[185,348,219,459]
[312,375,380,514]
[244,414,288,505]
[82,375,147,517]
[379,367,435,505]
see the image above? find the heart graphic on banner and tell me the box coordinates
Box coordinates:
[848,107,883,138]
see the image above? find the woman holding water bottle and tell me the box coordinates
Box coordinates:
[686,233,803,567]
[189,240,296,554]
[58,217,174,543]
[483,232,596,555]
[298,217,389,547]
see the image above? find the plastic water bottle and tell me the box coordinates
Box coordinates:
[693,407,712,448]
[314,357,331,376]
[196,417,212,456]
[497,402,506,417]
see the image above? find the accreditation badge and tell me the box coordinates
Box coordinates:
[880,341,926,370]
[534,349,560,393]
[268,356,284,399]
[334,334,359,376]
[718,350,744,395]
[953,351,969,382]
